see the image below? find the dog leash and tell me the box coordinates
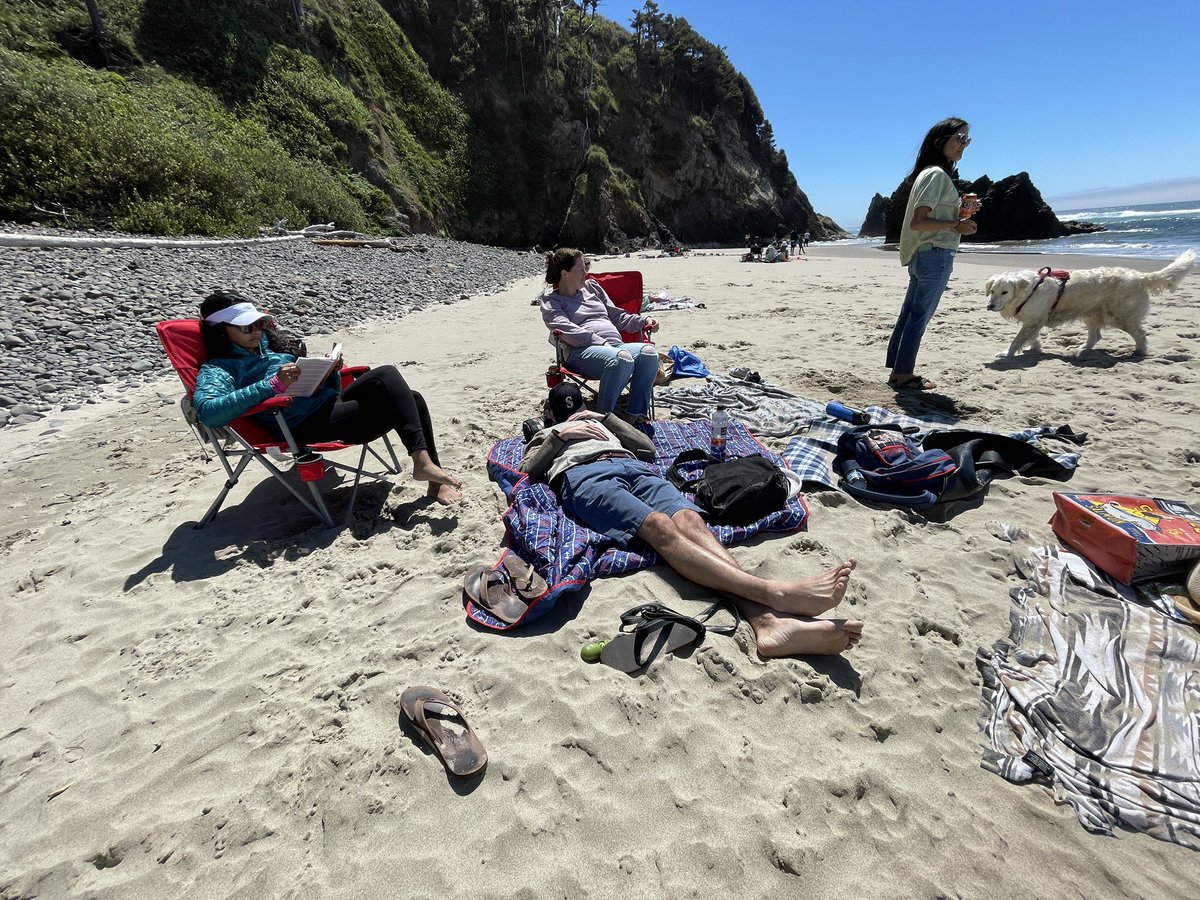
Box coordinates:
[1012,266,1071,317]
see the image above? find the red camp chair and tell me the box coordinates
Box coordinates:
[545,270,656,418]
[157,320,401,529]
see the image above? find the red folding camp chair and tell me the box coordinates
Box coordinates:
[545,270,656,418]
[157,319,402,529]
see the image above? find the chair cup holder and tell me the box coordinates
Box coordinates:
[295,452,326,482]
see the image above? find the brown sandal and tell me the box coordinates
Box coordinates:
[400,686,487,777]
[462,555,547,624]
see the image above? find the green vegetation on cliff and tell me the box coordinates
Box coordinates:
[0,1,837,244]
[0,0,465,233]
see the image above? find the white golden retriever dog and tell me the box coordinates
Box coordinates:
[985,249,1194,357]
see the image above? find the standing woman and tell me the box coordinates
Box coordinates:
[885,118,980,390]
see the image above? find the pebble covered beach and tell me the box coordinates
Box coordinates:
[0,227,542,428]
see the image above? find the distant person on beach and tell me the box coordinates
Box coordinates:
[192,290,462,504]
[803,231,810,249]
[540,248,660,421]
[520,411,863,657]
[790,228,799,254]
[885,117,980,391]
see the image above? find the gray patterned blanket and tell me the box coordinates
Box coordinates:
[977,546,1200,849]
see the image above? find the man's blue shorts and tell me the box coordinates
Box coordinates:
[559,457,704,546]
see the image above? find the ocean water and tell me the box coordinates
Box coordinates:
[1029,200,1200,260]
[840,199,1200,261]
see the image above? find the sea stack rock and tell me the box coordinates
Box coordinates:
[880,171,1103,244]
[859,193,890,237]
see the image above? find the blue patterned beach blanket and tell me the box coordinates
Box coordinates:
[474,420,808,631]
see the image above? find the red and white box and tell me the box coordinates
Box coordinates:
[1050,493,1200,584]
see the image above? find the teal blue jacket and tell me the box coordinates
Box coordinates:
[192,337,335,430]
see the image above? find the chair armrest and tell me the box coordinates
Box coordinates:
[340,364,369,390]
[552,330,570,365]
[243,395,293,416]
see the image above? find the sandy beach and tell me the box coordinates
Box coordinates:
[1,244,1196,898]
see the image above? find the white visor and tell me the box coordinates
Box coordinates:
[204,302,270,327]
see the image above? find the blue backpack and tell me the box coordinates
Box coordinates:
[834,425,958,510]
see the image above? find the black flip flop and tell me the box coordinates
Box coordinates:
[889,375,935,391]
[695,598,741,636]
[600,603,706,673]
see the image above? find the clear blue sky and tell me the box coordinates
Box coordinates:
[594,1,1200,230]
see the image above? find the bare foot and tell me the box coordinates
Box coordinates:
[761,559,856,616]
[428,482,462,505]
[410,452,462,489]
[752,615,864,658]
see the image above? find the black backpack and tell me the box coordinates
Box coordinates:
[833,424,957,509]
[668,450,790,525]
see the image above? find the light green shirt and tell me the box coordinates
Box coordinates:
[899,166,961,265]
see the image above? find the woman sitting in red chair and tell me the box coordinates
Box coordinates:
[191,290,462,504]
[540,249,660,421]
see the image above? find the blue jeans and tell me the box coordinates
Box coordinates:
[566,342,658,415]
[886,247,955,375]
[560,458,704,546]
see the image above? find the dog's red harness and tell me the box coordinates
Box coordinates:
[1011,266,1070,317]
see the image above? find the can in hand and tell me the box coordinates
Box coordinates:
[959,193,979,219]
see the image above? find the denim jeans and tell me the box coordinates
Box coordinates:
[886,246,955,375]
[566,342,658,415]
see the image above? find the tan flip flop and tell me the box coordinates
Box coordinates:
[462,555,548,624]
[400,686,487,777]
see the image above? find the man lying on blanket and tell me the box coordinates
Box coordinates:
[520,411,863,657]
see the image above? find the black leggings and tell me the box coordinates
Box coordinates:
[291,366,441,464]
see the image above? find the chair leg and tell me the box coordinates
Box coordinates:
[202,417,399,530]
[195,453,253,529]
[344,443,370,522]
[363,434,401,474]
[226,431,336,528]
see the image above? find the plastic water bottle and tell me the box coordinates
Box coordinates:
[845,468,866,486]
[826,401,870,426]
[710,405,730,460]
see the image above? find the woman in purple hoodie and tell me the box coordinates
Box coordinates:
[540,249,659,420]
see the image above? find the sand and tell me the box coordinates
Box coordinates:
[1,245,1196,898]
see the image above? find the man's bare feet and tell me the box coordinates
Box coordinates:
[760,559,856,616]
[752,615,864,658]
[427,481,462,505]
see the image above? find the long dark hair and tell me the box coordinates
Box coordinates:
[199,290,302,359]
[901,117,967,189]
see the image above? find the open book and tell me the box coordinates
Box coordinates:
[285,343,343,397]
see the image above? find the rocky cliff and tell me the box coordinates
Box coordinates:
[873,172,1102,244]
[0,0,845,248]
[388,1,844,250]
